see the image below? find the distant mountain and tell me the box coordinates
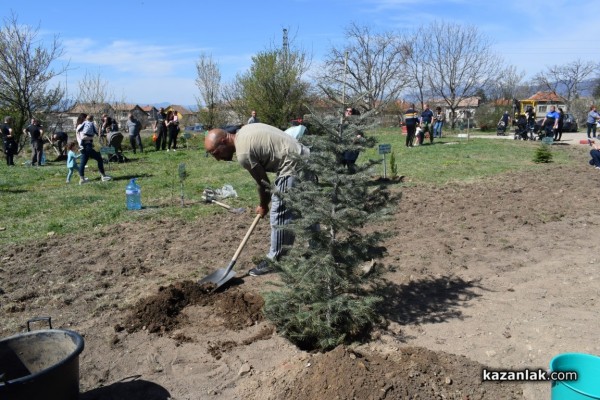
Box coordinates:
[529,78,598,98]
[148,102,170,109]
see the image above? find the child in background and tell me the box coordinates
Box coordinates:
[66,141,81,183]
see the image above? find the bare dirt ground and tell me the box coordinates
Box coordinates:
[2,141,599,399]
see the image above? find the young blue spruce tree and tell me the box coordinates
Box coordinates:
[262,108,400,351]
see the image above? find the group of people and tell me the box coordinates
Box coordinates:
[0,111,148,183]
[403,103,445,147]
[153,107,180,152]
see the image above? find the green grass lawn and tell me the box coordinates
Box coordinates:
[0,129,573,247]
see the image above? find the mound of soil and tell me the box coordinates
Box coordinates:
[121,281,264,334]
[268,346,522,400]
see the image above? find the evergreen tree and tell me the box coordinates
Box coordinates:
[533,144,553,163]
[262,109,400,351]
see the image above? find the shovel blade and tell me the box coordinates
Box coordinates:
[198,268,237,289]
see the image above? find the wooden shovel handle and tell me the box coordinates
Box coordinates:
[212,199,232,209]
[230,214,262,262]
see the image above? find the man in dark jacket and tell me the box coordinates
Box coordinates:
[24,118,44,166]
[1,116,16,166]
[419,104,434,145]
[154,108,167,151]
[404,104,419,147]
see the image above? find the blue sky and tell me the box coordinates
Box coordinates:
[1,0,597,107]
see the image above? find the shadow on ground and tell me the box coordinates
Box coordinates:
[81,376,170,400]
[376,275,482,325]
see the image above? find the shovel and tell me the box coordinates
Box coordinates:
[201,189,245,214]
[198,213,261,290]
[207,198,245,214]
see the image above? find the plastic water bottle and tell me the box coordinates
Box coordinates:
[125,179,142,210]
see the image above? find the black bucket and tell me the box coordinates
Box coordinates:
[0,318,85,400]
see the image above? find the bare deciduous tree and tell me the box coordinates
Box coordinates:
[403,25,432,109]
[195,53,223,129]
[424,21,502,128]
[76,71,113,111]
[318,23,409,113]
[0,12,67,145]
[487,65,525,102]
[221,78,248,125]
[533,59,600,109]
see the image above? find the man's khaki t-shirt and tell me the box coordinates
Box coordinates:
[235,123,303,177]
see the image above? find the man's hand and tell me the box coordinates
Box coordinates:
[256,205,268,217]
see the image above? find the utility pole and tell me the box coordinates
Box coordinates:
[282,28,288,55]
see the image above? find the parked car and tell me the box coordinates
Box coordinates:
[563,113,578,132]
[220,124,242,134]
[185,123,204,132]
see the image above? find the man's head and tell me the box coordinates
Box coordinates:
[205,129,235,161]
[424,104,430,110]
[251,110,257,117]
[550,105,556,112]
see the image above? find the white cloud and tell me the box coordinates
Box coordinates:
[63,38,204,76]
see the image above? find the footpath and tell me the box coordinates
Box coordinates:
[467,130,596,146]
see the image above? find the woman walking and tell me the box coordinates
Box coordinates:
[75,113,112,184]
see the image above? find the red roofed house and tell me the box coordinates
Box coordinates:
[519,92,567,118]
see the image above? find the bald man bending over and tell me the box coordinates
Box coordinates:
[205,122,310,276]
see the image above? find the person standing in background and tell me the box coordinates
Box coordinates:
[247,110,259,124]
[1,116,16,166]
[154,107,167,151]
[100,114,115,146]
[541,105,559,139]
[126,113,143,154]
[24,118,44,166]
[587,105,600,139]
[554,108,565,141]
[433,107,445,138]
[419,104,434,145]
[404,104,419,148]
[166,110,179,151]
